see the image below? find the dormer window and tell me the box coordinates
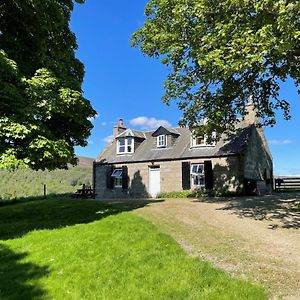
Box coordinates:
[191,131,216,147]
[192,135,206,147]
[117,137,134,154]
[157,135,167,148]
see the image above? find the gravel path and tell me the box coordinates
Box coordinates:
[131,194,300,300]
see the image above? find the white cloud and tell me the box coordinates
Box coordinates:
[101,135,114,144]
[129,116,171,130]
[269,139,292,145]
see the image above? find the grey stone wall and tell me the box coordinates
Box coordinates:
[94,162,150,198]
[94,155,244,198]
[211,156,244,193]
[244,127,273,181]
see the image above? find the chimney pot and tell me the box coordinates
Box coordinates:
[113,118,126,138]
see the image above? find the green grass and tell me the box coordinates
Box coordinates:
[0,166,91,200]
[0,197,267,299]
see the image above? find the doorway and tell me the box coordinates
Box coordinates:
[149,167,160,198]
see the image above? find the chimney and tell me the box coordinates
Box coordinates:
[243,95,259,126]
[113,118,126,137]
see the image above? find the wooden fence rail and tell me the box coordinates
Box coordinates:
[275,177,300,191]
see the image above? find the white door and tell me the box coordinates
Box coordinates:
[149,168,160,198]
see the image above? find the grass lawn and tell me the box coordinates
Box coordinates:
[0,197,267,299]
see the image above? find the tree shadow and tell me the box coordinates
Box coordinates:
[193,192,300,229]
[128,170,149,198]
[190,150,299,229]
[212,159,245,195]
[0,194,164,240]
[0,244,49,299]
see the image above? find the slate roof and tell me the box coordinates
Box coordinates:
[96,126,253,164]
[152,126,180,137]
[116,129,146,139]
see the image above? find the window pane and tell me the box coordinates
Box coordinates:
[192,165,198,173]
[116,170,122,177]
[197,165,204,173]
[127,138,133,145]
[112,169,123,177]
[191,164,204,175]
[114,177,122,187]
[119,138,125,146]
[196,137,204,145]
[158,135,165,147]
[193,174,205,186]
[119,145,125,153]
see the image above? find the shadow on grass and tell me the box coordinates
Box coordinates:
[0,194,164,240]
[192,192,300,229]
[0,244,49,299]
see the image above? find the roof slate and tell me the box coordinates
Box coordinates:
[152,126,180,137]
[116,129,146,139]
[96,126,252,164]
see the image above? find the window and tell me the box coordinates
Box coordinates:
[191,135,206,147]
[191,163,205,187]
[114,177,122,188]
[191,131,216,147]
[117,138,134,154]
[157,135,166,147]
[111,168,123,187]
[111,169,122,177]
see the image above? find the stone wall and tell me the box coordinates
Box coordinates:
[244,127,273,181]
[211,156,244,193]
[243,127,273,194]
[94,155,244,198]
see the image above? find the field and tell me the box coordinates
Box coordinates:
[0,197,267,299]
[0,165,92,201]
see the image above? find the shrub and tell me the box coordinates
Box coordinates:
[157,190,197,198]
[157,190,238,198]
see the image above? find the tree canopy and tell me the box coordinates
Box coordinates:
[0,0,96,170]
[132,0,300,136]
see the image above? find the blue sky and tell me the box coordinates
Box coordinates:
[71,0,300,176]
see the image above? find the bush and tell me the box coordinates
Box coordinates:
[157,190,238,198]
[157,191,194,198]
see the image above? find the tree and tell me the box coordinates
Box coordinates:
[0,0,96,170]
[132,0,300,136]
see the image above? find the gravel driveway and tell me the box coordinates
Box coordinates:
[128,193,300,300]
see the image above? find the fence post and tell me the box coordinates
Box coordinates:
[44,184,47,198]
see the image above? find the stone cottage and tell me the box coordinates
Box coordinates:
[93,106,273,198]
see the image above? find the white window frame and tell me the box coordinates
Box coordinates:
[114,177,122,188]
[190,131,216,148]
[117,137,134,154]
[191,135,206,147]
[191,163,205,188]
[111,168,123,188]
[157,135,167,148]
